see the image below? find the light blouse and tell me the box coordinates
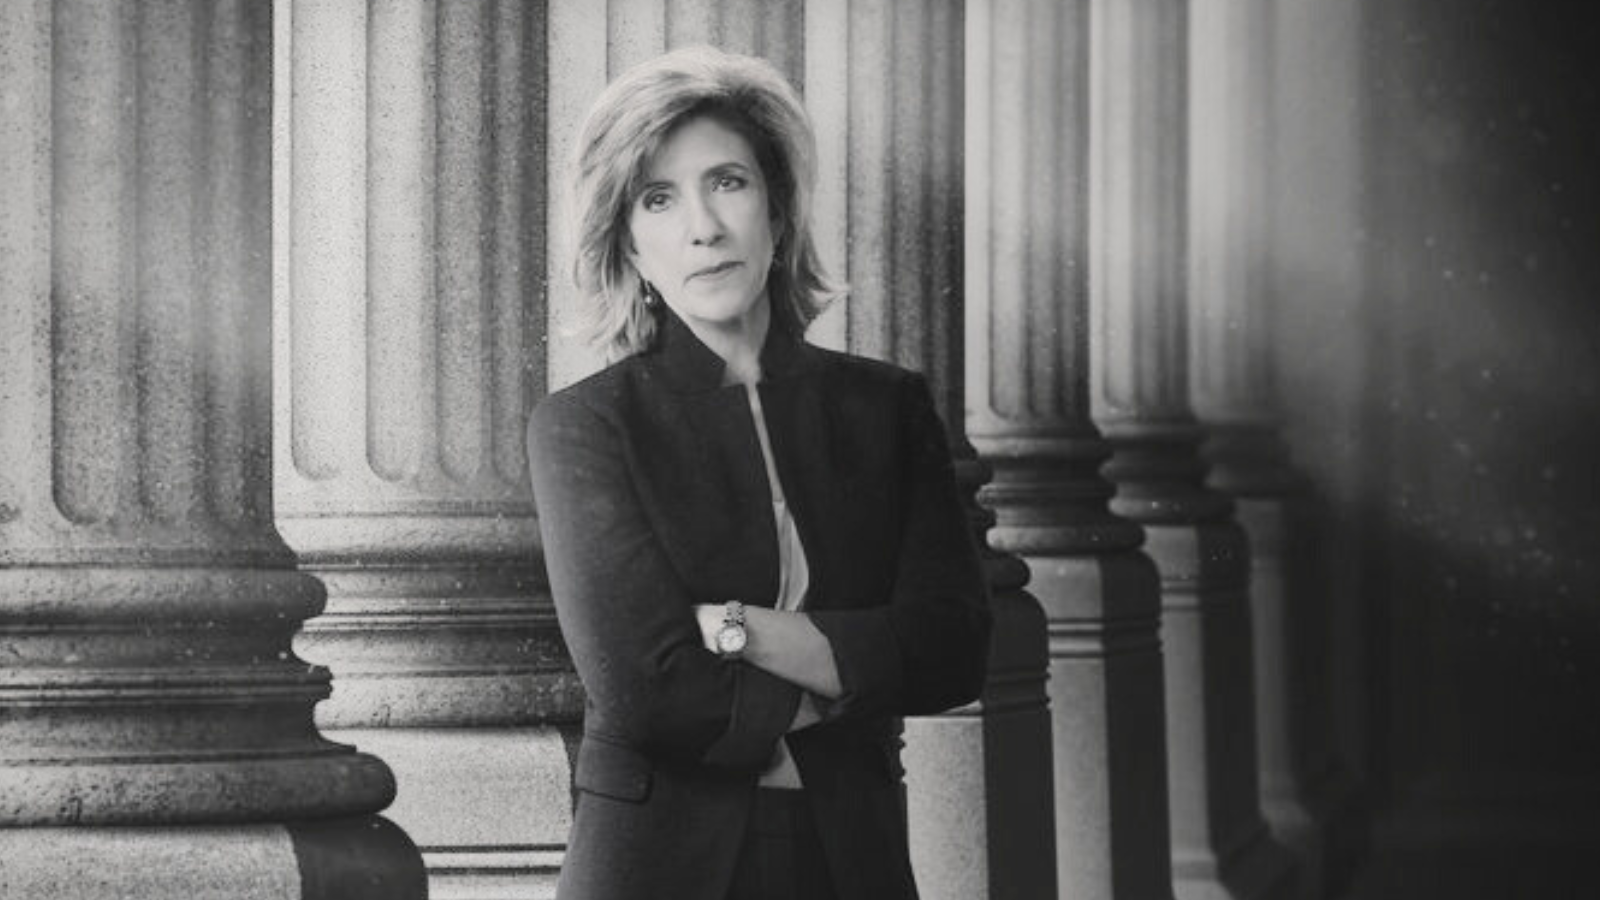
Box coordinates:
[745,383,810,789]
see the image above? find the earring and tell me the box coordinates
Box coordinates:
[640,279,659,307]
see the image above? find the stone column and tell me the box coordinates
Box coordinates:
[1189,0,1355,895]
[1265,0,1370,889]
[274,2,578,897]
[966,1,1175,898]
[816,2,1058,897]
[0,2,422,897]
[1088,1,1298,899]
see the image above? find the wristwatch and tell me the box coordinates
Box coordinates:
[714,601,748,659]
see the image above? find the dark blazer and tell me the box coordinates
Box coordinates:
[527,311,992,900]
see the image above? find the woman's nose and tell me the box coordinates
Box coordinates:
[685,194,725,245]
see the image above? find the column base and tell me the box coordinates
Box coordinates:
[423,846,563,900]
[325,727,573,900]
[1033,550,1173,900]
[1146,520,1300,900]
[1307,763,1366,899]
[1264,758,1367,899]
[0,817,423,900]
[1260,788,1321,900]
[1173,825,1299,900]
[904,590,1056,900]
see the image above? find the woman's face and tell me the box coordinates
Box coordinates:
[627,115,776,338]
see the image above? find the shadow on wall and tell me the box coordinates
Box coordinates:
[1268,2,1600,896]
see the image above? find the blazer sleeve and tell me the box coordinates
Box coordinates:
[527,391,802,769]
[807,373,993,719]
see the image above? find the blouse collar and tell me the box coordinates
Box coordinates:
[645,306,816,394]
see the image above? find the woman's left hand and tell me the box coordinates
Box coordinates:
[693,603,843,699]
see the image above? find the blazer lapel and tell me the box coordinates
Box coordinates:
[756,330,865,613]
[635,312,781,607]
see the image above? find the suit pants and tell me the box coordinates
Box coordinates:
[725,789,838,900]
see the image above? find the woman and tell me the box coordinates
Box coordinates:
[527,46,991,900]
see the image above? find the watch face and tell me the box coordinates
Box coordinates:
[716,625,747,654]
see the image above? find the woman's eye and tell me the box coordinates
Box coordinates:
[712,174,747,191]
[641,192,671,212]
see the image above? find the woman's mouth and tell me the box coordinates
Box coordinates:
[688,261,742,282]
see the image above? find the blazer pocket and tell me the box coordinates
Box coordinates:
[574,733,654,803]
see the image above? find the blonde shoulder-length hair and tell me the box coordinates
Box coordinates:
[569,46,841,362]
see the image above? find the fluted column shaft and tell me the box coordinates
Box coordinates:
[818,2,1057,897]
[1189,1,1355,896]
[275,1,574,895]
[967,1,1174,897]
[1089,2,1297,899]
[1,2,420,896]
